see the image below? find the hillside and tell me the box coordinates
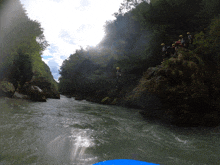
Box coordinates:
[58,0,220,126]
[0,0,59,101]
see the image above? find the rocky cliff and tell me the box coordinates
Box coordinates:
[133,48,220,126]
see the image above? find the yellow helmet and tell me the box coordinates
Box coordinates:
[179,35,183,38]
[116,67,120,70]
[172,44,175,46]
[187,32,190,34]
[161,43,165,46]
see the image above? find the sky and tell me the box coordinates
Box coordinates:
[19,0,124,81]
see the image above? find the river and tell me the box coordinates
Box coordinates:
[0,95,219,165]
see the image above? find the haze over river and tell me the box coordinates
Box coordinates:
[0,95,220,165]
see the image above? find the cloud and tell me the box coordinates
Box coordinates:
[80,0,90,7]
[43,57,61,81]
[48,60,60,80]
[42,55,53,59]
[20,0,124,81]
[60,55,66,60]
[59,30,76,45]
[47,44,59,54]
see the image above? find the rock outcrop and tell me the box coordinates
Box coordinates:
[0,80,47,102]
[137,48,220,126]
[26,85,46,102]
[16,76,60,101]
[13,92,29,99]
[0,81,15,98]
[28,78,60,99]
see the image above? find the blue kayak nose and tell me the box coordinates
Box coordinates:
[93,159,160,165]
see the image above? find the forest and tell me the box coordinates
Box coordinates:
[0,0,59,100]
[58,0,220,126]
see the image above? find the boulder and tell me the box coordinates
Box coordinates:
[122,72,162,110]
[26,77,60,99]
[43,88,60,99]
[50,92,60,99]
[13,91,29,99]
[31,86,43,92]
[0,81,15,98]
[66,95,72,98]
[28,85,46,102]
[75,95,84,100]
[123,87,162,113]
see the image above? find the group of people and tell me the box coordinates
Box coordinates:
[161,32,193,61]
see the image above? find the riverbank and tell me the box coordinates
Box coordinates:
[61,47,220,127]
[0,80,60,102]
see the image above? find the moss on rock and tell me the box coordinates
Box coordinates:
[0,81,15,97]
[138,49,220,126]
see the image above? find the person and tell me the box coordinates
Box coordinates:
[161,43,167,52]
[179,35,186,47]
[171,44,176,56]
[175,39,182,48]
[161,43,173,61]
[116,67,121,79]
[166,44,175,58]
[187,32,193,44]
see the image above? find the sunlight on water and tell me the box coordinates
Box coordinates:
[69,129,95,162]
[47,127,96,164]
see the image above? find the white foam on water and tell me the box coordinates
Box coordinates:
[69,128,95,164]
[175,136,188,144]
[69,131,92,159]
[47,129,96,164]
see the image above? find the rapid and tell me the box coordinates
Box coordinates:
[0,95,219,165]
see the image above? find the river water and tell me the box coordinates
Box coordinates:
[0,95,220,165]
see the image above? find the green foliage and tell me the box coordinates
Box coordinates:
[143,51,217,113]
[0,81,15,93]
[59,0,220,105]
[0,0,57,94]
[150,0,159,4]
[58,50,108,94]
[8,51,33,89]
[193,16,220,66]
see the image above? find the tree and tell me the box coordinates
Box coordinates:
[0,0,57,94]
